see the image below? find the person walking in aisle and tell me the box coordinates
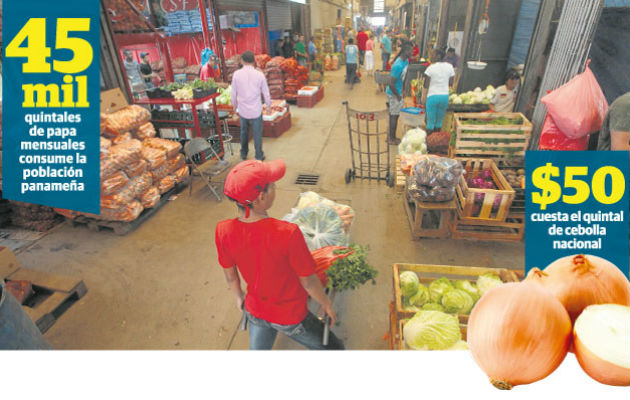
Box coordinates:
[345,38,359,86]
[356,28,368,67]
[423,49,455,134]
[386,42,413,145]
[216,159,344,350]
[364,33,375,76]
[381,29,392,71]
[597,92,630,152]
[231,51,271,161]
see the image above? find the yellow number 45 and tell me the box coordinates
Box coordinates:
[5,18,93,74]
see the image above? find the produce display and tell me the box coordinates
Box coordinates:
[104,0,149,32]
[403,310,463,350]
[464,167,505,214]
[408,156,463,202]
[9,201,61,232]
[265,57,286,100]
[150,79,218,100]
[59,118,188,223]
[449,85,495,105]
[426,131,451,154]
[500,167,525,190]
[452,113,531,158]
[215,86,232,106]
[398,128,427,155]
[280,58,309,100]
[323,54,341,71]
[399,271,501,316]
[101,105,151,137]
[284,205,347,250]
[467,254,630,389]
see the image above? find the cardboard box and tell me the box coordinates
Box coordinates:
[0,246,22,279]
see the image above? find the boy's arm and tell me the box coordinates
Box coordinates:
[223,266,245,311]
[299,275,337,326]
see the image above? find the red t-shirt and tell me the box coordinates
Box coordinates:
[200,63,217,81]
[356,31,368,51]
[215,218,316,325]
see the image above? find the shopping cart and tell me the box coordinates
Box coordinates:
[342,101,394,187]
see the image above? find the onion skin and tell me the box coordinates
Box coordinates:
[468,282,572,390]
[574,333,630,386]
[526,254,630,323]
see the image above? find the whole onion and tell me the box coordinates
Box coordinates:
[526,254,630,323]
[468,282,572,390]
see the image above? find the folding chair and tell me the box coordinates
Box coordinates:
[183,137,230,201]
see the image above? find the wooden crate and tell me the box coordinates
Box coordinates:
[455,158,515,222]
[396,319,468,350]
[450,112,531,159]
[450,212,525,242]
[403,196,456,240]
[392,263,522,321]
[394,156,406,193]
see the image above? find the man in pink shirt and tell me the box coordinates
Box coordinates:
[231,51,272,161]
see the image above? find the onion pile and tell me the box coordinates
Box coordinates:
[526,254,630,322]
[467,282,572,390]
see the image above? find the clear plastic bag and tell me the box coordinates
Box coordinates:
[100,155,119,179]
[408,179,457,202]
[99,200,143,222]
[140,187,160,209]
[112,131,132,145]
[143,138,182,159]
[283,205,349,251]
[414,156,464,188]
[540,63,608,139]
[141,146,167,170]
[295,191,354,235]
[101,170,129,196]
[158,175,176,194]
[173,166,189,183]
[167,154,186,173]
[101,105,151,136]
[136,122,157,140]
[124,159,148,178]
[110,139,143,169]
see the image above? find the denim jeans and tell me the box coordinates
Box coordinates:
[246,310,345,350]
[382,52,390,71]
[240,114,264,160]
[346,63,358,84]
[0,287,51,350]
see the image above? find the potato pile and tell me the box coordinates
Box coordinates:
[502,168,525,189]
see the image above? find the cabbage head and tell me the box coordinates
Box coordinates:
[453,280,480,303]
[399,271,419,298]
[403,310,462,350]
[476,273,503,296]
[447,340,469,350]
[441,289,474,314]
[409,283,430,307]
[429,277,453,303]
[422,302,445,312]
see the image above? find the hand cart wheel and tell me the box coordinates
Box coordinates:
[345,168,353,184]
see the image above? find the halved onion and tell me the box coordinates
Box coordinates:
[574,304,630,386]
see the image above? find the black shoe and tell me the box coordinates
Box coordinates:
[256,155,266,161]
[241,155,247,161]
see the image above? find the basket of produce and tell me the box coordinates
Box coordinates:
[407,156,464,203]
[392,263,522,349]
[450,112,532,159]
[455,158,515,222]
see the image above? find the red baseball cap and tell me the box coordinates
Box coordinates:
[224,159,286,206]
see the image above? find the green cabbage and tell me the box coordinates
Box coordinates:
[453,280,480,303]
[399,271,419,298]
[409,283,430,307]
[429,277,454,303]
[403,310,462,350]
[476,273,503,297]
[441,289,474,314]
[446,340,469,350]
[421,302,445,312]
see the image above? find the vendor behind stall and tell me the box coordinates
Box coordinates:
[200,48,220,81]
[216,159,343,350]
[490,70,520,113]
[122,49,146,99]
[139,52,156,89]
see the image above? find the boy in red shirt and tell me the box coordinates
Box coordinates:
[216,159,344,350]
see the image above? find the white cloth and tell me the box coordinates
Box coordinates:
[365,50,374,71]
[424,62,455,97]
[491,84,517,112]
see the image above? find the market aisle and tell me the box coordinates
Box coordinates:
[15,62,523,350]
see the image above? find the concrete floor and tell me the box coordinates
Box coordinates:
[15,58,524,350]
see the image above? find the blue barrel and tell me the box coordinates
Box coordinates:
[0,285,52,350]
